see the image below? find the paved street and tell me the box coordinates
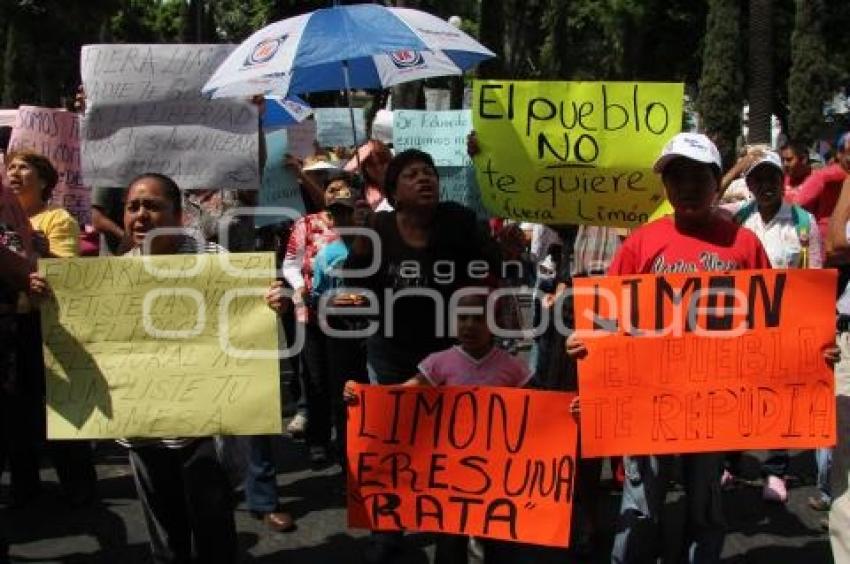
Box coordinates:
[1,430,835,563]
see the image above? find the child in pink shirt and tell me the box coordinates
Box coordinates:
[344,290,532,563]
[346,291,532,394]
[413,290,532,389]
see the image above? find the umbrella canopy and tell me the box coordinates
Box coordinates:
[202,4,494,99]
[262,95,313,130]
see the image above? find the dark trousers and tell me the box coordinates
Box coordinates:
[327,332,367,461]
[724,450,789,478]
[243,435,279,514]
[128,439,237,564]
[50,440,97,501]
[0,386,42,505]
[281,307,307,417]
[6,313,97,504]
[435,534,527,564]
[302,323,332,447]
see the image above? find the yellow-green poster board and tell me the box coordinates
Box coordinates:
[40,253,281,439]
[472,80,684,226]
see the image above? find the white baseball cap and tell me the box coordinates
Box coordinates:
[653,132,723,174]
[744,151,783,177]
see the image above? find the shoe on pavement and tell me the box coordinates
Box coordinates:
[720,469,735,489]
[808,496,831,512]
[252,510,295,532]
[762,475,788,503]
[286,413,307,437]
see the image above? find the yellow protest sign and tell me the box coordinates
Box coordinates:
[40,253,282,439]
[472,81,684,226]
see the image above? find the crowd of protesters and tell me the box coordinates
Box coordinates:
[1,92,850,564]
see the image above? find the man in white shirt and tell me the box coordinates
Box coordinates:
[722,150,821,504]
[725,151,822,269]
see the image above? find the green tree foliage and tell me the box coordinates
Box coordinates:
[697,0,743,166]
[477,0,505,78]
[823,0,850,87]
[788,0,830,143]
[210,0,276,42]
[748,0,773,144]
[539,1,706,82]
[1,0,117,107]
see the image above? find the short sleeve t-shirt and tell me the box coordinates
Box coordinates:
[30,206,80,258]
[418,345,532,388]
[358,202,496,383]
[608,215,771,276]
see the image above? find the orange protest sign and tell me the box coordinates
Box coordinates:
[572,269,837,457]
[346,384,578,547]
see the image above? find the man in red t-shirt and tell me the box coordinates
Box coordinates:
[780,139,812,202]
[569,132,770,563]
[792,132,850,250]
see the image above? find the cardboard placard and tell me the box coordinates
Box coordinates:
[347,384,578,547]
[472,80,683,226]
[80,44,259,190]
[572,269,837,456]
[8,106,90,225]
[41,253,281,439]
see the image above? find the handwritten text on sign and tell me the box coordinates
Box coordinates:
[472,81,683,226]
[80,44,259,190]
[394,110,472,167]
[257,128,304,226]
[8,106,90,225]
[572,269,836,457]
[315,108,366,148]
[437,166,487,220]
[347,385,577,547]
[40,253,281,439]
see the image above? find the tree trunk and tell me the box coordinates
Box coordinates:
[748,0,773,144]
[477,0,504,78]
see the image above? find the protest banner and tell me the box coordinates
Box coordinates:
[394,110,472,167]
[40,253,281,439]
[424,88,452,111]
[283,119,318,160]
[471,80,683,227]
[315,108,366,148]
[572,269,836,457]
[347,384,577,547]
[8,106,90,225]
[437,166,487,219]
[80,44,259,191]
[256,128,304,227]
[372,109,394,144]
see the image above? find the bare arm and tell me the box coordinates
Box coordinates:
[91,207,124,239]
[402,375,429,387]
[826,177,850,265]
[284,155,325,211]
[718,154,754,201]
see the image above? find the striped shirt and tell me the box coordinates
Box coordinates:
[118,232,223,449]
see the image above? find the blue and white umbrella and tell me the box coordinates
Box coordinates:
[262,95,313,130]
[201,3,495,100]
